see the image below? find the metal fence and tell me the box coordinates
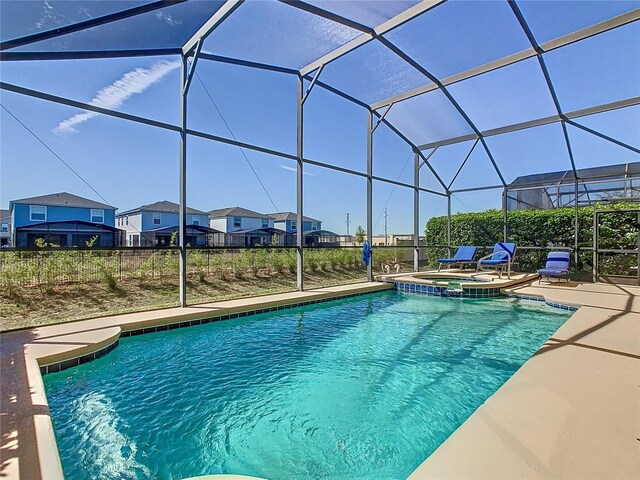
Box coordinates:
[0,246,370,288]
[1,243,633,290]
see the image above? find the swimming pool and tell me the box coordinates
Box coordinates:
[44,290,571,480]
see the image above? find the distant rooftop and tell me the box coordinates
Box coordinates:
[9,192,113,210]
[118,201,207,216]
[0,209,10,220]
[208,207,269,219]
[267,212,320,223]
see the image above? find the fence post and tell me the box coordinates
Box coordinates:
[252,249,256,276]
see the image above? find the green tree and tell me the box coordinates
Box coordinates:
[355,225,366,244]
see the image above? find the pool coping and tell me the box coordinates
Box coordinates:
[0,281,392,480]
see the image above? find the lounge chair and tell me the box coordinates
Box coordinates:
[476,243,517,278]
[437,246,478,272]
[537,251,570,283]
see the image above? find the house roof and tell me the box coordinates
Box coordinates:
[208,207,269,219]
[303,229,338,236]
[0,209,10,221]
[145,224,223,234]
[9,192,113,211]
[118,200,207,216]
[229,227,287,235]
[15,220,121,232]
[267,212,320,223]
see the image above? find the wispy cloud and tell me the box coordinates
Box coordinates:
[156,11,182,26]
[54,60,180,134]
[279,164,314,176]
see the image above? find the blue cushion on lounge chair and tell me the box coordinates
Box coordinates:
[537,251,570,276]
[478,259,506,265]
[438,246,477,263]
[478,243,516,265]
[537,268,566,276]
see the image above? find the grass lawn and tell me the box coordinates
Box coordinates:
[0,269,367,332]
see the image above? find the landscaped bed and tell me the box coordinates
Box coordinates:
[0,269,369,332]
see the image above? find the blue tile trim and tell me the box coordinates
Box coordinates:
[394,281,502,298]
[394,282,579,311]
[41,289,384,376]
[119,290,378,338]
[40,339,119,376]
[505,293,579,312]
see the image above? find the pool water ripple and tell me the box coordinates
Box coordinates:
[44,291,570,480]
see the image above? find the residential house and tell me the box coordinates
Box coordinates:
[268,212,338,246]
[208,207,285,246]
[8,192,122,247]
[267,212,322,234]
[0,209,11,247]
[116,201,218,247]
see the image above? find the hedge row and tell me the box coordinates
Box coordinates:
[424,203,639,273]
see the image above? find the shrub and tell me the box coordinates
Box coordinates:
[188,249,207,282]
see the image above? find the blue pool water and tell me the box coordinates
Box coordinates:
[44,291,570,480]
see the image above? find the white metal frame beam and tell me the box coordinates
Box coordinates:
[182,0,245,56]
[299,0,446,76]
[371,9,640,110]
[417,96,640,150]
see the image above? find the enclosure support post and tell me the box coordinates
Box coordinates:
[574,179,580,266]
[447,194,452,257]
[413,150,420,272]
[296,75,304,291]
[502,187,508,242]
[367,111,373,282]
[178,55,188,307]
[592,211,598,283]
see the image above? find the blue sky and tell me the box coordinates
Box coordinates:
[1,0,639,235]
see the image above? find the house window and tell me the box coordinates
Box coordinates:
[126,216,129,225]
[29,205,47,221]
[1,223,8,232]
[262,218,269,228]
[312,222,318,231]
[291,220,297,231]
[192,216,200,226]
[90,209,104,223]
[233,217,241,228]
[153,212,161,225]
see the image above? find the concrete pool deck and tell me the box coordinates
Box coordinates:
[410,280,640,479]
[1,279,638,479]
[376,269,538,288]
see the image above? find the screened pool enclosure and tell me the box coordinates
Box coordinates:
[1,0,639,304]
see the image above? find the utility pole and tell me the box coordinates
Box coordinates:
[384,207,388,246]
[346,212,350,237]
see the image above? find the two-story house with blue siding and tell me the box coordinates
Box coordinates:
[208,207,286,246]
[116,201,219,247]
[0,209,11,247]
[9,192,122,247]
[267,212,338,246]
[267,212,322,234]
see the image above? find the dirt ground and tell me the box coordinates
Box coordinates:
[0,269,367,332]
